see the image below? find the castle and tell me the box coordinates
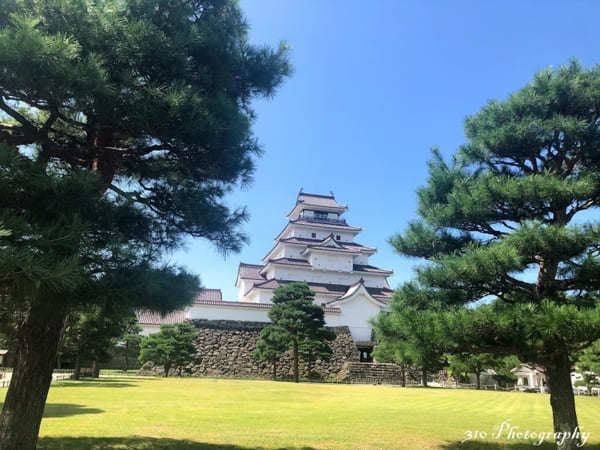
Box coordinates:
[138,191,394,363]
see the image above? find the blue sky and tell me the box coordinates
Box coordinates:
[171,1,600,300]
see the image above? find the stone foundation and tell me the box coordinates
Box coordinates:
[186,319,360,380]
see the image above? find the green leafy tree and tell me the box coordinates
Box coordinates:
[576,340,600,393]
[299,328,335,379]
[117,320,143,372]
[59,306,137,379]
[0,0,290,447]
[253,326,289,380]
[373,295,447,387]
[263,283,333,382]
[447,353,504,389]
[372,335,415,387]
[386,61,600,449]
[139,323,198,377]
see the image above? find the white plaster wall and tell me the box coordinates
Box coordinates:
[308,252,353,272]
[187,304,271,322]
[324,293,384,341]
[237,279,253,300]
[290,226,356,242]
[280,245,304,259]
[353,254,369,265]
[267,265,388,288]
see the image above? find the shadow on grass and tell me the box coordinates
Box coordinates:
[37,437,316,449]
[54,378,136,388]
[443,441,600,449]
[42,403,104,418]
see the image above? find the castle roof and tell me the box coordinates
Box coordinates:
[280,236,375,252]
[249,277,393,300]
[297,192,345,209]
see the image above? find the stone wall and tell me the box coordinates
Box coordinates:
[186,319,359,380]
[337,362,422,385]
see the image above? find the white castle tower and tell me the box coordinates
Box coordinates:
[236,191,393,306]
[184,191,394,352]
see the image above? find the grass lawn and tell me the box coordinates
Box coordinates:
[2,377,600,449]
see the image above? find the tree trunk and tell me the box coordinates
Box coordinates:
[92,360,99,378]
[401,366,406,387]
[293,339,299,383]
[0,305,66,450]
[272,361,277,380]
[422,368,428,387]
[124,341,129,372]
[545,351,581,450]
[476,372,481,390]
[73,351,81,380]
[164,362,170,378]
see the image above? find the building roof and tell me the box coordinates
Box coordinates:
[352,264,394,275]
[262,236,375,263]
[136,310,187,325]
[290,219,362,232]
[261,257,392,276]
[251,278,393,300]
[237,263,265,281]
[297,192,345,209]
[195,288,222,302]
[193,299,341,314]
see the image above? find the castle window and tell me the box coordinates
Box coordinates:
[311,232,316,238]
[336,235,341,240]
[314,211,327,220]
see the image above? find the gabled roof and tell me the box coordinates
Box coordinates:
[327,278,389,307]
[297,192,345,209]
[237,263,265,281]
[287,191,348,219]
[280,236,376,252]
[301,245,361,256]
[262,235,376,263]
[259,257,393,278]
[250,278,394,300]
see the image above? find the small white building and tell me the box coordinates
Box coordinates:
[512,364,546,391]
[137,191,394,360]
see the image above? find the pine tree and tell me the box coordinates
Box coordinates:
[0,0,290,447]
[447,353,504,390]
[262,283,333,382]
[374,295,446,387]
[576,340,600,394]
[139,323,198,377]
[386,61,600,449]
[253,326,289,380]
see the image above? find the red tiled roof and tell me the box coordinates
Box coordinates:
[237,263,266,280]
[195,288,222,302]
[297,192,345,209]
[267,257,311,266]
[262,258,392,276]
[353,264,393,275]
[194,299,341,313]
[251,278,393,300]
[136,310,187,325]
